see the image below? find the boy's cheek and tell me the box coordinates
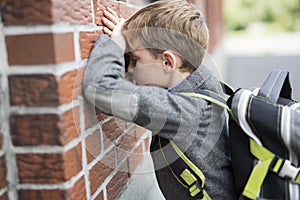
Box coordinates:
[133,65,164,86]
[132,67,148,85]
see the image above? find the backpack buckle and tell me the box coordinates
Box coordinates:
[189,181,203,198]
[278,160,300,181]
[180,169,204,198]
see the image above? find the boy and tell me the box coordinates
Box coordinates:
[83,0,235,199]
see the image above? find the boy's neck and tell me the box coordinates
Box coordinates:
[167,70,191,89]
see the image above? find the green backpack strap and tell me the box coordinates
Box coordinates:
[158,136,211,200]
[221,81,235,96]
[158,84,235,199]
[243,138,300,199]
[158,85,235,199]
[180,87,237,122]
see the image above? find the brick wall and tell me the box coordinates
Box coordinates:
[0,1,223,200]
[0,1,150,200]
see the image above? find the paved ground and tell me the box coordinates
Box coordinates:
[116,153,165,200]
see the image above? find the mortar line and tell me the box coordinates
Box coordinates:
[3,24,103,36]
[8,61,86,77]
[103,187,108,200]
[17,171,84,190]
[90,0,96,25]
[9,100,80,115]
[86,121,133,171]
[0,150,4,157]
[79,97,91,199]
[14,135,81,154]
[0,187,7,197]
[90,129,151,200]
[73,31,82,62]
[0,19,19,200]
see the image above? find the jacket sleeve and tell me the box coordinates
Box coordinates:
[82,34,139,122]
[82,34,219,141]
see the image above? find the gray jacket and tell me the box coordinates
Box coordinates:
[83,34,235,199]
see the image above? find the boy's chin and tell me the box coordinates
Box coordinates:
[137,82,167,89]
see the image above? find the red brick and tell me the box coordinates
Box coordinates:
[9,70,81,106]
[10,107,79,146]
[80,31,103,59]
[116,132,136,164]
[85,129,102,163]
[106,163,129,200]
[127,0,144,7]
[0,155,7,189]
[96,107,109,121]
[6,33,74,65]
[58,69,83,104]
[11,114,60,146]
[94,191,104,200]
[17,144,82,184]
[89,148,116,195]
[135,125,147,140]
[60,107,81,144]
[9,75,58,106]
[67,176,87,200]
[0,192,8,200]
[144,136,151,152]
[52,0,92,25]
[1,0,52,25]
[71,67,85,99]
[128,143,143,177]
[84,102,97,130]
[94,1,137,22]
[18,189,67,200]
[18,176,86,200]
[118,3,137,19]
[1,0,92,26]
[84,103,108,130]
[93,1,119,26]
[102,118,124,148]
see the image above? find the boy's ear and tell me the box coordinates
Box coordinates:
[162,51,177,73]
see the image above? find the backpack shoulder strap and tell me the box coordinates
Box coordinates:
[179,86,237,122]
[157,136,211,199]
[180,89,228,110]
[156,85,236,200]
[221,81,235,96]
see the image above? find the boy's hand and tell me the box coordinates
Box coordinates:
[102,7,126,52]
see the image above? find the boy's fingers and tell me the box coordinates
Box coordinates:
[106,7,119,20]
[103,27,113,36]
[102,17,116,30]
[104,10,119,25]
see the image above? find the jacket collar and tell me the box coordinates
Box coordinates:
[168,64,223,95]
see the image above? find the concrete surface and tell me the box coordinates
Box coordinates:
[116,153,165,200]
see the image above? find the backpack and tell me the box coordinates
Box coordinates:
[158,69,300,199]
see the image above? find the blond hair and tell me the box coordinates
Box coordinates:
[122,0,209,72]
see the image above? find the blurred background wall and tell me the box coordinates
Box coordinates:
[219,0,300,99]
